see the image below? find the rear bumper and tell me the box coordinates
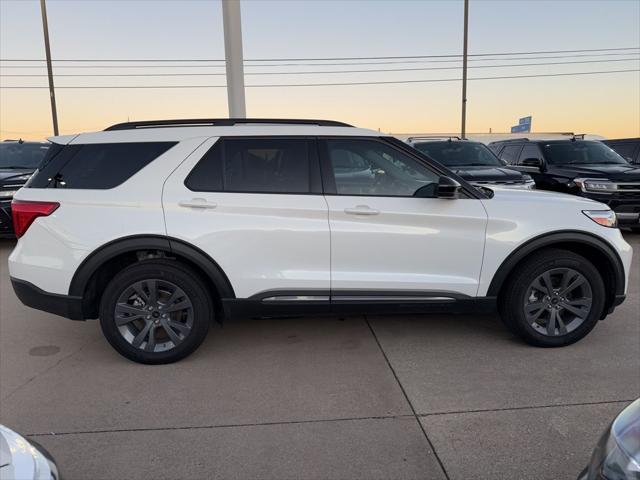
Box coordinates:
[11,277,85,320]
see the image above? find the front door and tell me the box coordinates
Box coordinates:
[320,137,488,299]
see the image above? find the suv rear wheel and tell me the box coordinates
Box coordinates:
[500,249,605,347]
[99,260,212,364]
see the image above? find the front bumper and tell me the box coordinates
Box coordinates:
[11,277,85,320]
[580,193,640,226]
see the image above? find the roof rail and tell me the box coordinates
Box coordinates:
[407,135,463,142]
[104,118,353,131]
[490,138,530,144]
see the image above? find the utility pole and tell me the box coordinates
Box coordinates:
[460,0,469,139]
[39,0,59,135]
[221,0,246,118]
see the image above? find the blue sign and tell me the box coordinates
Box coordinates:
[511,116,532,133]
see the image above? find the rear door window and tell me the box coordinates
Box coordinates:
[518,144,543,164]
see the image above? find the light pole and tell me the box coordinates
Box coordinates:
[221,0,247,118]
[460,0,469,139]
[39,0,59,135]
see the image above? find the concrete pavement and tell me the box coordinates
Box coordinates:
[1,233,638,479]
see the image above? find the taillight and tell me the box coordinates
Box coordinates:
[11,200,60,238]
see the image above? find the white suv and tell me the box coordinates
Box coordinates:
[8,119,633,364]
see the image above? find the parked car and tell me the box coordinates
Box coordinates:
[407,136,535,189]
[0,140,50,237]
[489,137,640,231]
[0,424,60,480]
[603,138,640,165]
[8,119,632,364]
[578,398,639,479]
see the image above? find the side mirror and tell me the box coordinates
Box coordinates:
[437,176,461,199]
[520,158,543,171]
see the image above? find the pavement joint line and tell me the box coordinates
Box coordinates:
[416,399,637,418]
[24,414,416,437]
[364,316,451,480]
[0,336,103,403]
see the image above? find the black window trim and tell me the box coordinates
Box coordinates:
[184,136,324,196]
[318,135,484,199]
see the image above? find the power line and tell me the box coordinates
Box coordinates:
[1,68,637,89]
[1,46,638,63]
[3,52,638,69]
[2,57,638,78]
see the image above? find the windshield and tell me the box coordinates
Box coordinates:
[0,143,50,169]
[413,141,504,167]
[541,141,627,165]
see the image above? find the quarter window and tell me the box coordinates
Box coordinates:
[325,139,440,197]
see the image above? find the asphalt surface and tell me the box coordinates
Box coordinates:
[0,233,638,480]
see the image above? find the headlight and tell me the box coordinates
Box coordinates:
[0,190,19,198]
[583,399,640,480]
[574,178,618,193]
[583,210,618,228]
[522,175,536,189]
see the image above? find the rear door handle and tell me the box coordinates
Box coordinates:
[179,198,217,209]
[344,205,380,216]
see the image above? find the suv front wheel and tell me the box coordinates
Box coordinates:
[99,260,212,364]
[500,249,605,347]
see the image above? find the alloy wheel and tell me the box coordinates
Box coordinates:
[114,279,194,353]
[523,267,593,337]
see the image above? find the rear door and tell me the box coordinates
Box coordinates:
[162,136,330,301]
[320,137,488,300]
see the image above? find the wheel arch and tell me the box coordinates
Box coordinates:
[69,235,235,319]
[487,230,625,316]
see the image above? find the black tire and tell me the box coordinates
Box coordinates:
[99,259,212,364]
[499,248,605,347]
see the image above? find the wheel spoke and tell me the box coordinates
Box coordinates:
[560,275,586,296]
[115,315,143,326]
[115,303,147,317]
[165,301,191,313]
[162,289,182,308]
[146,280,158,305]
[546,309,558,336]
[556,311,568,335]
[132,282,149,304]
[560,300,590,318]
[525,302,546,321]
[161,319,183,346]
[167,320,191,335]
[131,321,153,348]
[144,325,157,352]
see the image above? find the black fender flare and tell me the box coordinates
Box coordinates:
[487,230,626,299]
[69,234,236,299]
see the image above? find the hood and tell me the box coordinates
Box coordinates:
[489,185,604,208]
[548,163,640,181]
[0,169,34,183]
[449,165,525,182]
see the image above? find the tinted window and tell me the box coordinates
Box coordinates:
[413,141,503,167]
[186,138,314,194]
[0,143,49,169]
[499,145,523,164]
[605,142,638,162]
[541,141,627,165]
[519,144,543,163]
[487,144,502,155]
[326,139,439,197]
[28,142,176,189]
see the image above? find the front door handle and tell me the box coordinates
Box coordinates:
[179,198,218,209]
[344,205,380,216]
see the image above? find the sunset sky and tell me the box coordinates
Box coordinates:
[1,0,639,140]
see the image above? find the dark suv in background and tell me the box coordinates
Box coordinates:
[603,138,640,165]
[489,138,640,230]
[0,140,49,237]
[408,137,535,189]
